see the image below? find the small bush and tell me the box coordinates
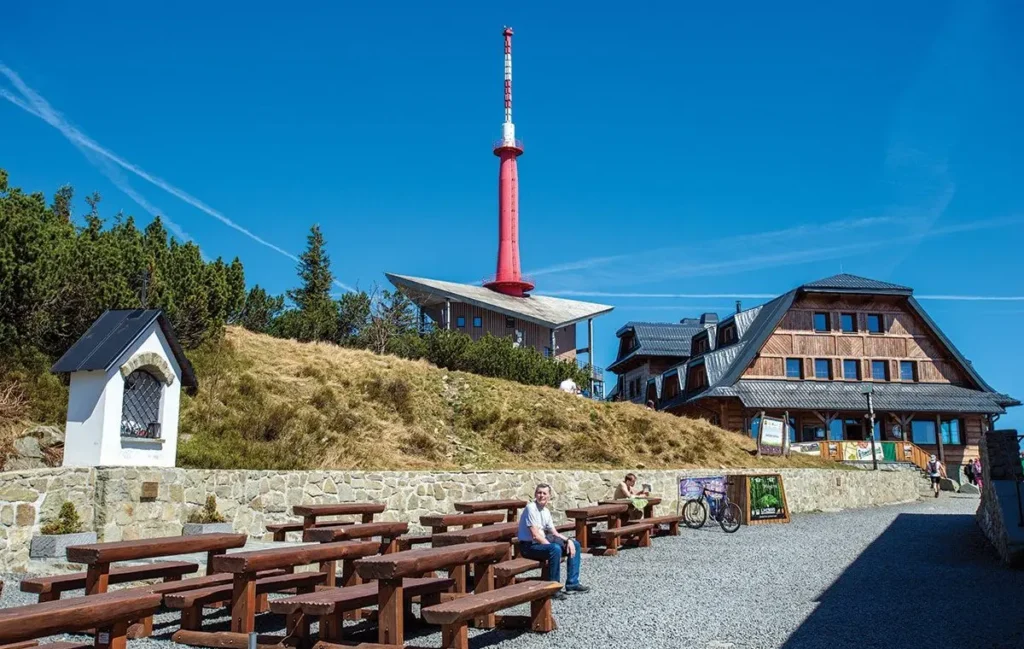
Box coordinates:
[310,385,338,412]
[365,376,413,421]
[187,495,227,524]
[402,431,441,460]
[40,501,84,535]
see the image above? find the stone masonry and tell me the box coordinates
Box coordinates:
[0,466,920,572]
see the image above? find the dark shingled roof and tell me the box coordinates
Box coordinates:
[801,273,912,294]
[608,321,705,372]
[708,380,1012,414]
[51,310,197,390]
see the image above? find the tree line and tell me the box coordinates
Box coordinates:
[0,169,589,420]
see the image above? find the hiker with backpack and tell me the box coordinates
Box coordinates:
[927,454,945,498]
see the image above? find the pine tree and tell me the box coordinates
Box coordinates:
[286,225,338,342]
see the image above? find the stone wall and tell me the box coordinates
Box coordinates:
[0,466,921,572]
[976,430,1024,568]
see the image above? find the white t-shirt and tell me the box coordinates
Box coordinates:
[517,501,556,542]
[559,379,578,394]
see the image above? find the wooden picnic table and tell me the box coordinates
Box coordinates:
[303,521,409,554]
[170,540,382,648]
[452,499,527,522]
[598,496,663,520]
[291,503,386,529]
[354,541,510,646]
[419,512,505,533]
[430,523,518,548]
[564,503,628,553]
[65,533,247,596]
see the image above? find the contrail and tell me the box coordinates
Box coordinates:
[0,62,354,292]
[542,290,1024,302]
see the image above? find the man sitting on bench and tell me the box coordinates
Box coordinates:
[517,483,589,599]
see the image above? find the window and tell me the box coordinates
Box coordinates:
[456,316,466,328]
[693,336,709,355]
[813,312,830,332]
[473,316,482,328]
[910,419,963,445]
[801,425,826,442]
[814,358,831,379]
[720,326,737,345]
[120,370,162,439]
[687,365,707,391]
[505,316,515,328]
[900,360,917,382]
[843,359,860,380]
[663,376,679,400]
[785,358,803,379]
[942,419,962,445]
[840,313,857,333]
[543,347,551,358]
[871,360,888,380]
[867,314,884,334]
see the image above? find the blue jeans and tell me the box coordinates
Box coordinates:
[519,539,581,587]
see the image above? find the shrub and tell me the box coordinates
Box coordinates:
[40,501,84,535]
[187,495,227,524]
[365,376,413,421]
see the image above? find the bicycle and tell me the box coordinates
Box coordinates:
[681,482,742,533]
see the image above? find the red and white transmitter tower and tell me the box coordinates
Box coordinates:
[483,27,534,297]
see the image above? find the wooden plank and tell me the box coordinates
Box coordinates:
[291,503,386,518]
[66,534,246,565]
[420,581,562,626]
[419,512,505,528]
[213,540,380,574]
[563,504,627,519]
[355,542,509,581]
[452,500,526,514]
[274,577,454,616]
[430,523,517,547]
[0,591,162,645]
[302,522,408,543]
[20,561,198,596]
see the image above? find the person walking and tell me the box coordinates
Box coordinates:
[963,461,975,486]
[517,483,589,599]
[972,457,983,491]
[926,454,945,498]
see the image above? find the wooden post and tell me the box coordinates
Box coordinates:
[755,410,765,456]
[230,572,256,634]
[85,563,110,596]
[207,550,225,574]
[442,622,469,649]
[574,519,588,552]
[96,619,129,649]
[377,578,404,646]
[935,413,945,463]
[472,561,495,628]
[530,597,556,632]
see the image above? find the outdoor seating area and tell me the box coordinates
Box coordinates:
[0,494,676,649]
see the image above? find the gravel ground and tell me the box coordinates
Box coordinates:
[4,495,1022,649]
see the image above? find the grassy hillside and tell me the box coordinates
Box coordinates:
[178,327,831,471]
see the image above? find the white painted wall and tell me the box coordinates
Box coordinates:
[62,324,182,467]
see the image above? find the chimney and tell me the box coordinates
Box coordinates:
[735,300,742,314]
[700,312,718,326]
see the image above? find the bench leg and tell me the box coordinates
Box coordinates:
[286,612,312,649]
[319,559,337,588]
[320,614,340,642]
[180,605,203,631]
[530,597,556,632]
[574,520,588,552]
[85,564,110,596]
[377,579,404,646]
[273,530,287,542]
[230,573,257,634]
[94,619,129,649]
[37,591,59,603]
[441,621,469,649]
[668,520,680,536]
[640,528,652,548]
[471,562,495,629]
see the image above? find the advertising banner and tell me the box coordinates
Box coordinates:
[747,474,788,522]
[790,441,822,456]
[678,476,727,518]
[842,441,885,462]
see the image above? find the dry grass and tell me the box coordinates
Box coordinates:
[177,327,834,471]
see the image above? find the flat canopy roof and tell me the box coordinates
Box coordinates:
[386,273,614,329]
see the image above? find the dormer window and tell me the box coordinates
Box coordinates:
[693,336,709,355]
[719,325,737,345]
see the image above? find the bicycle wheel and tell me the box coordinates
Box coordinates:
[682,498,707,529]
[718,502,742,533]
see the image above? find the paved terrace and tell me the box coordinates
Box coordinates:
[2,495,1021,649]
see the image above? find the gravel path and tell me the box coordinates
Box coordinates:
[4,495,1022,649]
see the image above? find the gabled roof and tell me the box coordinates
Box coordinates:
[801,273,912,294]
[657,273,1016,413]
[51,310,197,389]
[607,321,704,372]
[386,274,613,329]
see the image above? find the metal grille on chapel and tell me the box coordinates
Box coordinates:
[120,370,162,438]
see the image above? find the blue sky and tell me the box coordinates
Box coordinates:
[2,1,1022,429]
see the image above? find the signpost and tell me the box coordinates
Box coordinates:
[757,413,787,456]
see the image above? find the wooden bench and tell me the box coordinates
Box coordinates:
[303,522,409,554]
[0,589,163,649]
[266,520,351,542]
[421,580,561,649]
[395,534,432,552]
[645,514,684,536]
[599,496,663,520]
[598,522,653,555]
[313,642,403,649]
[419,512,505,533]
[21,561,198,602]
[492,558,539,587]
[452,499,527,522]
[166,571,326,631]
[270,576,454,643]
[169,536,382,646]
[564,503,628,553]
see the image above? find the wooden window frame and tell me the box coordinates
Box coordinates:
[899,360,917,382]
[813,312,831,332]
[813,358,831,380]
[840,313,857,333]
[870,359,888,381]
[866,313,884,334]
[785,357,803,380]
[842,358,860,380]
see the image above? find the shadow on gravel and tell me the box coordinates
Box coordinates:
[782,513,1024,649]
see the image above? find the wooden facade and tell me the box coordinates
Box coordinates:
[423,302,576,361]
[742,294,973,387]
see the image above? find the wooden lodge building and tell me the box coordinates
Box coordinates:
[614,274,1019,476]
[386,273,613,395]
